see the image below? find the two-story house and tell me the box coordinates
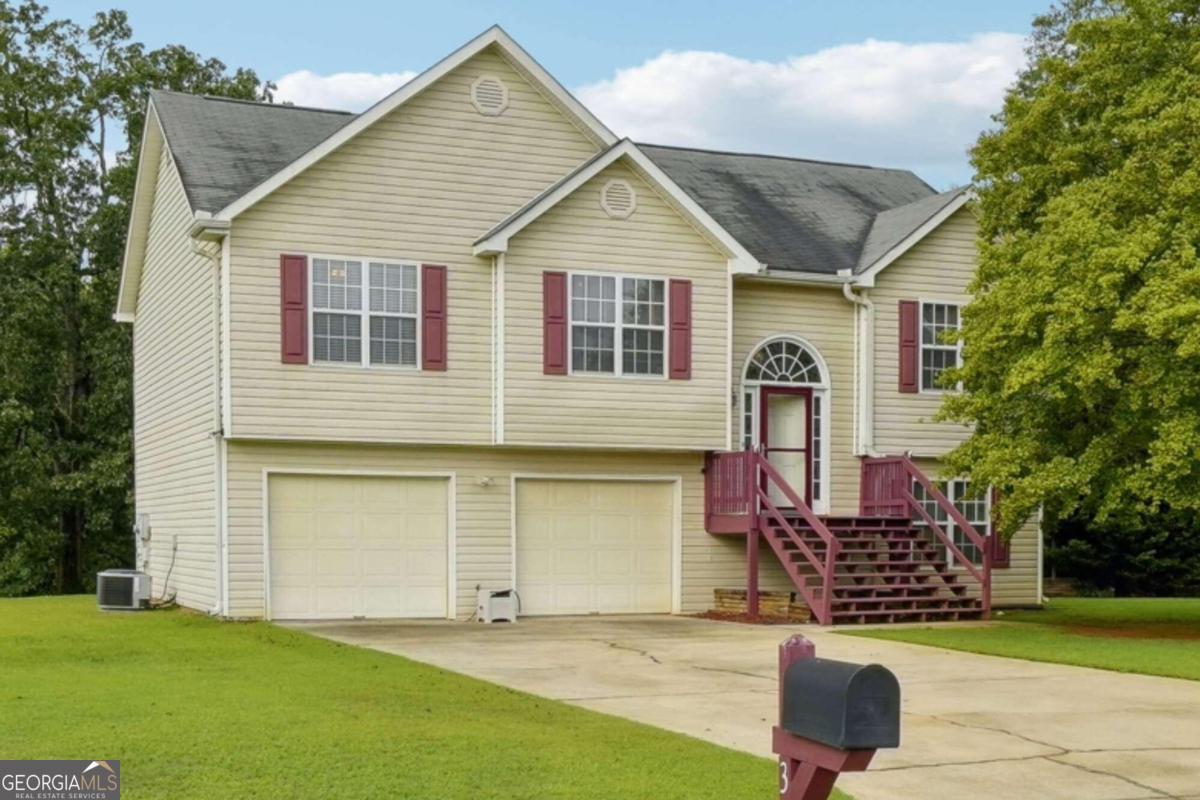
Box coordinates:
[116,27,1042,625]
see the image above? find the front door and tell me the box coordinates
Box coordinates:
[759,386,813,508]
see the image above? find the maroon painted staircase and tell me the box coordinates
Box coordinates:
[704,451,992,625]
[763,513,983,625]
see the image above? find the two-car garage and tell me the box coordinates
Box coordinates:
[265,473,677,620]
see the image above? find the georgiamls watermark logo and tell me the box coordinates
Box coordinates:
[0,760,120,799]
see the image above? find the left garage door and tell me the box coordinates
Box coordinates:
[267,474,449,620]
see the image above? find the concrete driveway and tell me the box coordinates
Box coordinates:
[286,616,1200,800]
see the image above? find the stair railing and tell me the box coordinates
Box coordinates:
[860,455,992,618]
[754,455,840,624]
[704,451,840,623]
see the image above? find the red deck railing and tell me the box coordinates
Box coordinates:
[859,455,992,618]
[704,451,839,624]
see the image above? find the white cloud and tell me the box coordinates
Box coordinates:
[576,33,1026,186]
[274,69,417,111]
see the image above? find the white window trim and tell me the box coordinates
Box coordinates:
[307,253,422,371]
[566,269,670,380]
[912,478,992,566]
[918,299,964,394]
[738,335,833,515]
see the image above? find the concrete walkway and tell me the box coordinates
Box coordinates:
[287,616,1200,800]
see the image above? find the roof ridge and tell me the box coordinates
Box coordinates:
[152,88,356,116]
[637,141,920,175]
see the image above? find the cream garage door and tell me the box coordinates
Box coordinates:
[516,479,674,615]
[268,474,449,620]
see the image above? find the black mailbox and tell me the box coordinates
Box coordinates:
[781,657,900,750]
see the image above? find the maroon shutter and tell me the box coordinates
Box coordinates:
[668,279,692,379]
[898,300,919,393]
[280,254,307,364]
[990,487,1011,568]
[421,264,447,371]
[543,271,568,375]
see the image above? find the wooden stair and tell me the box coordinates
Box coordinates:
[763,514,984,625]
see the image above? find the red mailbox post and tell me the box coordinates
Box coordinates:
[773,634,900,800]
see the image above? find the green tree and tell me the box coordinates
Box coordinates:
[0,2,270,595]
[941,0,1200,541]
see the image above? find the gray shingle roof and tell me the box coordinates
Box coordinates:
[856,188,967,273]
[150,90,353,213]
[149,91,960,276]
[639,144,937,274]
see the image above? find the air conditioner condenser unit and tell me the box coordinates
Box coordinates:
[97,569,152,610]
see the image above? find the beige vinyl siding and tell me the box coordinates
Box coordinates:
[503,162,729,449]
[872,207,977,456]
[732,280,860,515]
[993,515,1041,607]
[226,47,599,444]
[132,146,218,611]
[224,442,793,618]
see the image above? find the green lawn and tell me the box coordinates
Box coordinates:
[841,597,1200,681]
[0,596,844,799]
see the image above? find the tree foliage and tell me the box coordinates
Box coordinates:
[0,2,269,595]
[941,0,1200,539]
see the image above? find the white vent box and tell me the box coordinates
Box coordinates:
[476,589,518,623]
[97,569,152,610]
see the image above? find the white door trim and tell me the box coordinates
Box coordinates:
[509,473,683,615]
[261,468,457,621]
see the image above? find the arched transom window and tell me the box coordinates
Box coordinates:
[744,339,823,384]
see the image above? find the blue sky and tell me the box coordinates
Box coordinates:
[52,0,1051,186]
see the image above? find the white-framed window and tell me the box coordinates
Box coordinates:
[912,478,991,564]
[569,272,666,377]
[920,301,962,392]
[311,257,419,368]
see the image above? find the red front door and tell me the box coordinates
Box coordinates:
[759,386,813,508]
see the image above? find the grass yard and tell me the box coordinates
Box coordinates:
[0,596,842,799]
[841,597,1200,681]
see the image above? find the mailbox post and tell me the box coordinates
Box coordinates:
[773,634,900,800]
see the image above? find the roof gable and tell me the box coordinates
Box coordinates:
[214,26,615,221]
[854,189,972,285]
[473,140,763,273]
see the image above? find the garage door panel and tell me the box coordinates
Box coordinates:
[516,479,673,616]
[316,587,356,617]
[595,550,633,577]
[269,475,449,620]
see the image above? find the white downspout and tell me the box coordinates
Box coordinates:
[192,232,226,617]
[494,253,506,445]
[841,281,880,457]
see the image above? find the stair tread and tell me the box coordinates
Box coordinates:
[831,596,979,606]
[831,607,984,619]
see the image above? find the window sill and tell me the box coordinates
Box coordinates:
[305,362,423,374]
[566,371,669,382]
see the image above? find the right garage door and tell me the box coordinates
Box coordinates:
[515,479,673,615]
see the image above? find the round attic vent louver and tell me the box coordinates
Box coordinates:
[600,179,637,219]
[470,75,509,116]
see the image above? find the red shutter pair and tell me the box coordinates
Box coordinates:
[279,255,447,370]
[542,272,692,379]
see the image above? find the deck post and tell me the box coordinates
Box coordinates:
[747,527,760,618]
